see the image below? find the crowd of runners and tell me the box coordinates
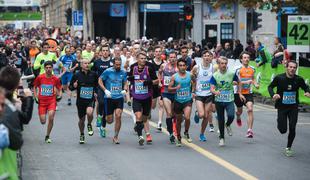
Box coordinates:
[0,27,309,158]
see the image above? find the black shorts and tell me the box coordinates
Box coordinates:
[152,86,161,99]
[133,97,152,116]
[195,95,214,104]
[161,93,175,103]
[77,101,95,119]
[234,94,254,107]
[174,100,193,114]
[105,98,124,116]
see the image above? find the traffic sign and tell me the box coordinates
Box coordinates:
[73,10,83,31]
[287,15,310,52]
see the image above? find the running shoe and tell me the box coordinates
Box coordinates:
[79,134,85,144]
[138,136,144,146]
[45,136,52,144]
[226,125,233,136]
[194,111,200,124]
[184,132,193,143]
[67,98,71,106]
[199,134,207,142]
[285,148,293,157]
[176,138,182,147]
[209,124,215,132]
[246,129,253,138]
[219,138,225,147]
[236,118,242,127]
[99,127,106,138]
[169,134,176,144]
[113,136,120,144]
[157,122,162,132]
[87,124,94,136]
[146,133,153,144]
[96,116,102,127]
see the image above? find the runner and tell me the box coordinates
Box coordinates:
[127,51,158,145]
[150,46,165,132]
[59,47,75,106]
[191,50,215,141]
[158,51,178,143]
[33,42,58,75]
[82,43,94,61]
[168,59,195,147]
[92,44,114,138]
[235,51,259,138]
[98,57,128,144]
[210,56,238,146]
[33,61,62,143]
[69,59,98,144]
[268,61,310,156]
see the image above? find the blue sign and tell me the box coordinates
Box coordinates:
[110,3,127,17]
[140,3,183,13]
[73,10,83,30]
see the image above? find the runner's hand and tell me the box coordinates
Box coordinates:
[104,89,112,98]
[304,92,310,98]
[239,94,246,103]
[127,100,132,107]
[121,90,127,95]
[272,94,281,101]
[56,95,62,102]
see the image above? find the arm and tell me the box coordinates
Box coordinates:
[268,76,280,100]
[210,76,220,95]
[98,78,106,91]
[258,51,267,67]
[299,77,310,97]
[158,64,164,86]
[168,76,179,92]
[149,67,159,85]
[69,74,77,91]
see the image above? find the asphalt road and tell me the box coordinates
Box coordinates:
[21,97,310,180]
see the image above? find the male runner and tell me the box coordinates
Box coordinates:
[33,61,62,143]
[210,57,238,146]
[235,52,259,138]
[168,59,195,147]
[69,59,98,144]
[33,42,58,75]
[98,57,128,144]
[268,61,310,156]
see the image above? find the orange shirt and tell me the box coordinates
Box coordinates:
[29,47,40,62]
[236,65,255,94]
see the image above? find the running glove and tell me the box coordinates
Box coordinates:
[56,96,62,102]
[104,89,112,98]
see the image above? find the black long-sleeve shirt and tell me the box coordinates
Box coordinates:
[268,73,309,108]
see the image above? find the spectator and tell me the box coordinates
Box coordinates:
[245,39,256,60]
[220,42,233,59]
[254,41,272,67]
[271,37,284,68]
[191,44,202,59]
[233,39,243,59]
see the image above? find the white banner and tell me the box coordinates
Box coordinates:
[0,0,40,7]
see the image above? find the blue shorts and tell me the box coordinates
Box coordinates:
[161,93,175,102]
[61,73,73,85]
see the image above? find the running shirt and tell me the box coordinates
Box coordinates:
[195,63,213,96]
[59,54,75,73]
[130,66,155,100]
[92,58,114,77]
[81,50,94,61]
[268,73,309,108]
[13,50,26,67]
[161,63,177,94]
[151,58,163,76]
[29,47,40,64]
[236,65,255,94]
[53,60,63,76]
[173,72,192,103]
[33,74,61,102]
[33,52,58,74]
[69,70,98,103]
[100,67,127,99]
[210,70,238,102]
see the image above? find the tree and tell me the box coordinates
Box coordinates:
[211,0,310,14]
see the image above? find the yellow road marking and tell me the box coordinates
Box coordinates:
[123,109,259,180]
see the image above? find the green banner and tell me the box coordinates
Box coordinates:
[0,12,42,20]
[250,62,310,105]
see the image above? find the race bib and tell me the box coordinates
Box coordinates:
[199,80,210,91]
[80,87,93,99]
[176,87,190,100]
[111,82,122,95]
[163,76,171,86]
[216,90,232,102]
[135,81,148,94]
[41,84,53,96]
[241,78,251,90]
[282,91,296,104]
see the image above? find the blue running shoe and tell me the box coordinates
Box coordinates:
[99,127,106,138]
[199,134,207,142]
[194,111,200,124]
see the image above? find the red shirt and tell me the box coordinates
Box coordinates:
[33,74,62,101]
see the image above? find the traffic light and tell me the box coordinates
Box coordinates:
[183,4,194,29]
[65,8,72,26]
[253,11,262,31]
